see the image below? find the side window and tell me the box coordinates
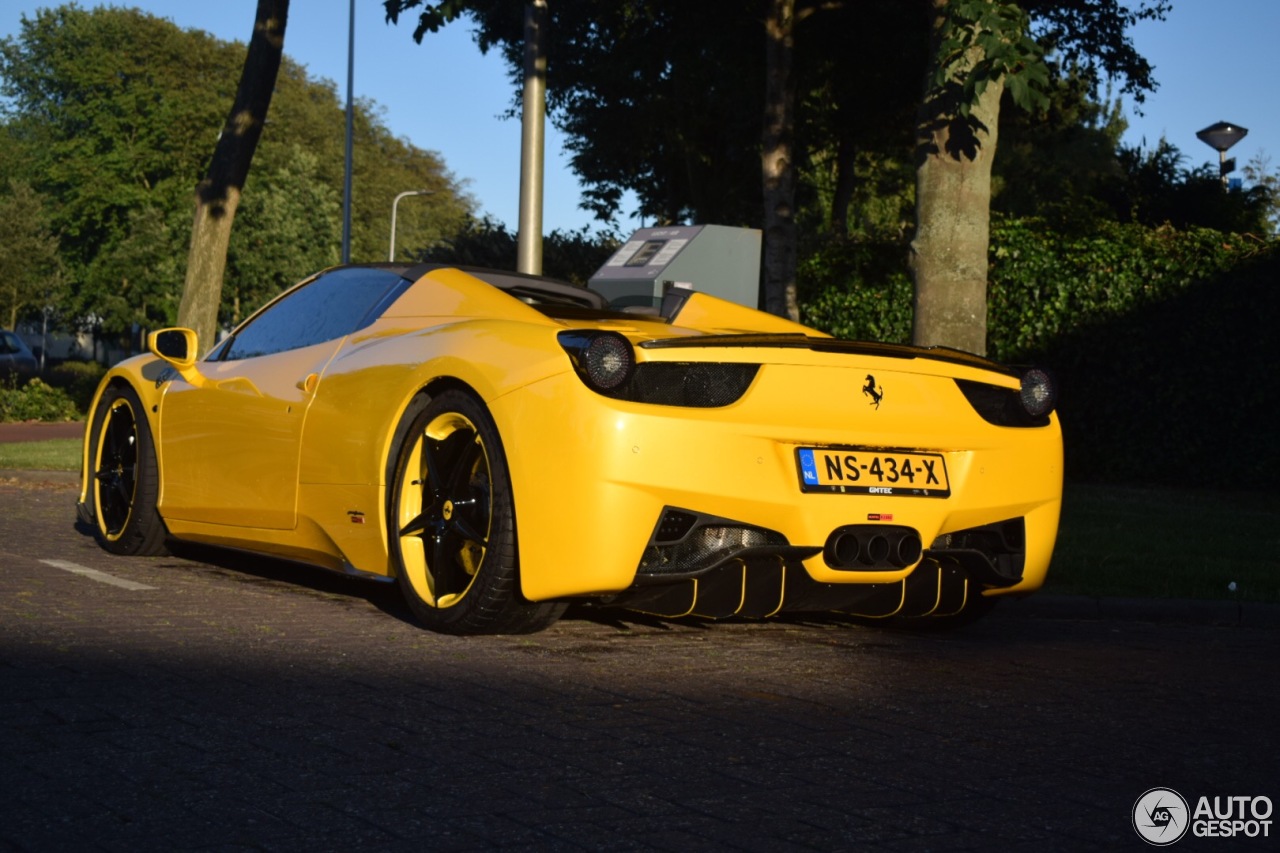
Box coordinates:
[222,268,408,361]
[0,333,16,354]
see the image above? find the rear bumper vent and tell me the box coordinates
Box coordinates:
[636,507,818,581]
[928,517,1026,586]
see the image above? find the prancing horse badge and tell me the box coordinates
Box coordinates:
[862,374,884,409]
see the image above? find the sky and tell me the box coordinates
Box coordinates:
[2,1,1277,235]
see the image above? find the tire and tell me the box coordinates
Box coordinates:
[87,384,169,556]
[387,389,565,635]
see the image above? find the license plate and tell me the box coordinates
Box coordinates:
[796,447,950,497]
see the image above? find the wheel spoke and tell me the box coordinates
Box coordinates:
[399,510,431,539]
[432,529,459,594]
[422,429,469,495]
[418,430,444,494]
[444,436,479,495]
[449,508,487,548]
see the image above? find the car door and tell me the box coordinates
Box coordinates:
[156,267,410,529]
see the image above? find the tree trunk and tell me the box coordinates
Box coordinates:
[177,0,289,354]
[829,133,857,237]
[909,0,1002,356]
[762,0,798,320]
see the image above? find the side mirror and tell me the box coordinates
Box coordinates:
[148,328,198,369]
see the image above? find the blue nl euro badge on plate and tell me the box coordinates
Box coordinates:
[798,448,819,486]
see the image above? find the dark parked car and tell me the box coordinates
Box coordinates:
[0,330,38,380]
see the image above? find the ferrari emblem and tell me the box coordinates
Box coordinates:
[442,500,454,521]
[862,374,884,409]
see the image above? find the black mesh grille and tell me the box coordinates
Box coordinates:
[639,525,789,576]
[619,362,759,408]
[928,517,1027,583]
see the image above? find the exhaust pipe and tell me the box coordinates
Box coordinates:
[824,525,923,571]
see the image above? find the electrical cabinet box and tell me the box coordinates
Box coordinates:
[588,224,761,309]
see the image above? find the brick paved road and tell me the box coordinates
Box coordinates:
[2,482,1277,851]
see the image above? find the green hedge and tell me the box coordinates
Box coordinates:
[797,220,1279,488]
[986,219,1270,362]
[0,378,81,422]
[798,238,913,342]
[45,360,108,414]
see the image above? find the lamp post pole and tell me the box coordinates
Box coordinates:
[516,0,548,275]
[342,0,355,263]
[389,190,434,262]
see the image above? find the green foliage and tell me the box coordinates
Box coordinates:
[1,5,473,336]
[931,0,1049,116]
[796,218,1279,488]
[227,146,341,324]
[1106,140,1274,234]
[423,218,618,284]
[0,377,80,422]
[45,359,106,413]
[985,217,1268,362]
[0,179,62,328]
[992,75,1127,227]
[1022,0,1169,102]
[796,238,913,342]
[1001,225,1278,489]
[1242,152,1280,235]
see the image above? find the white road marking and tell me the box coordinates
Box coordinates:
[39,559,157,591]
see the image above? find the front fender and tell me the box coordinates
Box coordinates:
[77,355,172,509]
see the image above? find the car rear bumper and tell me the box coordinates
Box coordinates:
[489,366,1062,602]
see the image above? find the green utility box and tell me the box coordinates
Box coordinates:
[588,224,761,309]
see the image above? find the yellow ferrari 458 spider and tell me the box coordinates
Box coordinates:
[78,263,1062,634]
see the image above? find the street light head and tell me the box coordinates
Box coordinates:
[389,190,438,262]
[1196,121,1249,152]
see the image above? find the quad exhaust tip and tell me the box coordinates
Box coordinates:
[824,525,923,570]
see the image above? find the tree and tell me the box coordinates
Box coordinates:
[1,5,241,334]
[1104,140,1275,234]
[0,180,61,329]
[911,0,1167,354]
[762,0,798,318]
[2,4,473,345]
[226,146,341,324]
[991,75,1128,229]
[176,0,290,353]
[911,0,1045,354]
[1242,151,1280,236]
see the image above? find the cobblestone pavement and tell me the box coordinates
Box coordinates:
[2,483,1277,852]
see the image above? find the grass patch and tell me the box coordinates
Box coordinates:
[0,438,81,471]
[1048,482,1280,603]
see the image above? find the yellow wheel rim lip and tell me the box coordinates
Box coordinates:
[94,397,139,542]
[396,411,494,610]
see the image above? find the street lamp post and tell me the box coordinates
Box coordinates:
[389,190,434,262]
[342,0,355,263]
[1196,121,1249,187]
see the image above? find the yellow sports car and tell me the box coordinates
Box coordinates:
[78,263,1062,634]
